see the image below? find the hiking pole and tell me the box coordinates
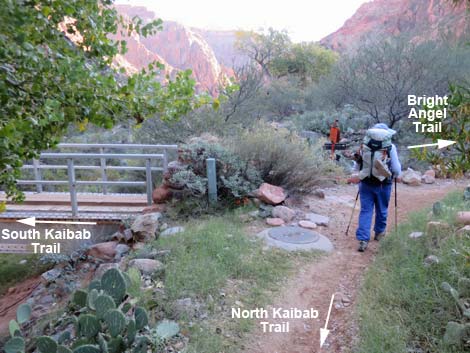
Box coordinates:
[345,189,360,236]
[394,177,398,233]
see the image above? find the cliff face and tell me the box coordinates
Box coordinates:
[112,5,237,93]
[321,0,468,50]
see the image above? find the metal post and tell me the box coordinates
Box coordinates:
[67,159,78,216]
[163,149,168,172]
[206,158,217,204]
[33,159,43,193]
[99,148,108,194]
[145,158,153,205]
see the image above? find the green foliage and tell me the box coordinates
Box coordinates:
[414,85,470,176]
[87,289,99,310]
[37,336,58,353]
[270,42,338,86]
[126,267,142,299]
[0,0,198,201]
[57,346,73,353]
[16,302,31,324]
[357,192,470,353]
[230,122,341,192]
[72,345,100,353]
[178,138,262,201]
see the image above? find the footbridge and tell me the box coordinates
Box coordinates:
[0,143,178,221]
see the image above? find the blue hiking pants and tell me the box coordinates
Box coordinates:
[356,181,392,242]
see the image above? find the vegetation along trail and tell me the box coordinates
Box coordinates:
[246,180,466,353]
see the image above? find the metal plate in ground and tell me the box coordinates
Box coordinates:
[268,226,320,244]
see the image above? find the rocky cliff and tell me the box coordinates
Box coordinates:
[113,5,238,93]
[321,0,468,50]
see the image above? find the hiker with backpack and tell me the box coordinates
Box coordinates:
[354,123,401,252]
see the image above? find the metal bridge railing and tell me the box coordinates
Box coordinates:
[17,143,178,216]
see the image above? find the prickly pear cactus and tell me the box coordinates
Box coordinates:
[37,336,58,353]
[78,314,100,338]
[101,268,127,304]
[135,307,149,330]
[4,336,25,353]
[95,294,116,319]
[104,309,126,337]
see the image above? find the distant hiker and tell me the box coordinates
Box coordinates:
[355,123,401,252]
[329,119,340,160]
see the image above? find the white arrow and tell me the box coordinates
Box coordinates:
[320,294,335,348]
[17,217,96,227]
[407,139,456,150]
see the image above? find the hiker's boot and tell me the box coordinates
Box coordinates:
[374,232,386,242]
[358,241,368,252]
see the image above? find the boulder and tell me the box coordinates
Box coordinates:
[426,221,451,234]
[299,220,318,230]
[422,169,436,184]
[266,218,285,226]
[41,269,62,283]
[305,213,330,227]
[115,244,130,260]
[402,168,422,186]
[128,259,164,275]
[457,225,470,236]
[408,231,424,239]
[160,226,185,238]
[131,213,162,242]
[424,255,439,267]
[272,206,296,222]
[152,184,173,203]
[312,189,326,199]
[456,212,470,225]
[86,241,118,261]
[256,183,287,205]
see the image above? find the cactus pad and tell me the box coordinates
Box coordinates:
[134,307,148,330]
[78,314,100,338]
[104,309,126,337]
[36,336,58,353]
[95,294,116,319]
[101,269,127,304]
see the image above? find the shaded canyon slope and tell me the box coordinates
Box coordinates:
[113,5,245,93]
[321,0,468,51]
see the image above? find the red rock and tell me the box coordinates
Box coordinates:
[422,169,436,184]
[321,0,467,51]
[299,221,318,230]
[142,204,167,214]
[86,242,118,261]
[152,185,173,203]
[272,206,296,222]
[266,218,285,226]
[256,183,287,205]
[457,212,470,225]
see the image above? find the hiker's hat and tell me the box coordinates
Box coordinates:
[373,123,396,136]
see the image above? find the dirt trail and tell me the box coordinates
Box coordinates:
[245,180,466,353]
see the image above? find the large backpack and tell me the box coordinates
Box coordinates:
[358,128,394,183]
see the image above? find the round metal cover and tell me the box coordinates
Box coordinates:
[268,226,320,244]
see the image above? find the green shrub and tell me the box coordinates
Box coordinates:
[178,138,262,201]
[230,122,342,192]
